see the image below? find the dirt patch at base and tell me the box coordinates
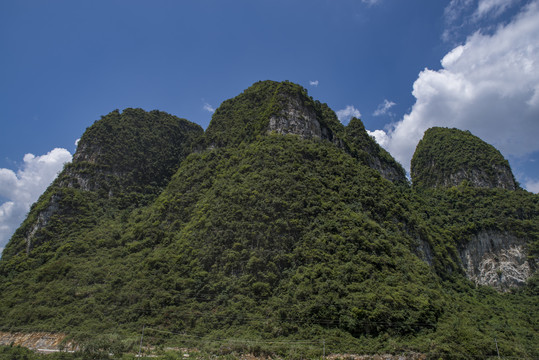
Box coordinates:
[0,331,77,352]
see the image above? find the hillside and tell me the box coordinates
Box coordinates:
[0,81,537,359]
[411,127,517,190]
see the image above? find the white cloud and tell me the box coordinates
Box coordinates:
[203,103,215,113]
[524,178,539,193]
[367,129,390,148]
[336,105,361,125]
[309,80,319,87]
[75,138,80,147]
[373,99,396,117]
[372,1,539,173]
[0,148,72,252]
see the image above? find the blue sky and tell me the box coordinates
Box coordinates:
[1,0,539,251]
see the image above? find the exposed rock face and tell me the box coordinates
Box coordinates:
[459,231,534,290]
[415,237,434,266]
[268,93,322,139]
[206,80,345,149]
[267,91,343,148]
[369,155,406,183]
[441,165,516,190]
[411,127,517,190]
[24,195,60,254]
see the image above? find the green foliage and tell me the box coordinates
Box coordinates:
[205,80,345,148]
[1,108,203,262]
[411,127,517,189]
[76,108,203,189]
[345,117,407,184]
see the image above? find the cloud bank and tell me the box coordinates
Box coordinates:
[0,148,72,252]
[370,1,539,192]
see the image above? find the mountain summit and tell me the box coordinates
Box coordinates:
[411,127,517,190]
[205,80,406,183]
[205,80,344,147]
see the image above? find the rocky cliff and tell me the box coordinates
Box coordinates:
[459,230,535,291]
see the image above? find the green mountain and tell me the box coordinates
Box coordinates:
[411,127,517,190]
[0,81,537,359]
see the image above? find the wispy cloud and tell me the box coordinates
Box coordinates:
[361,0,381,5]
[336,105,361,125]
[476,0,522,19]
[443,0,525,41]
[203,103,215,113]
[309,80,319,87]
[373,99,396,117]
[0,148,72,252]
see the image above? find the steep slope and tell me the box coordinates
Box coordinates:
[411,127,517,190]
[1,108,203,261]
[345,117,407,184]
[415,185,538,290]
[206,80,406,183]
[410,127,537,290]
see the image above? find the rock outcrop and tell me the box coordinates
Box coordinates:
[268,91,328,139]
[205,80,345,149]
[266,84,344,148]
[459,231,534,290]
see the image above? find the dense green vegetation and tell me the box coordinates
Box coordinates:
[205,80,344,148]
[344,117,406,183]
[411,127,516,189]
[1,108,203,259]
[0,82,537,359]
